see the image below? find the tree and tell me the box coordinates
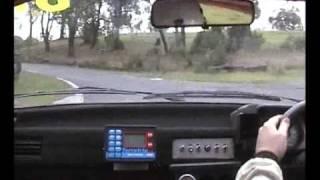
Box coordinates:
[224,0,261,53]
[40,11,55,52]
[27,2,39,45]
[65,0,96,57]
[269,7,303,31]
[78,0,103,48]
[158,29,168,54]
[53,12,67,39]
[104,0,141,50]
[253,0,261,20]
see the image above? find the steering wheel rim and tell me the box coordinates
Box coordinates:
[283,100,305,123]
[282,100,305,164]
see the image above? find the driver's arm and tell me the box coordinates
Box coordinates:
[235,115,290,180]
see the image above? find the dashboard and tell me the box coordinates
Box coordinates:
[14,103,304,180]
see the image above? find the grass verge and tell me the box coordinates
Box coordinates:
[158,69,304,84]
[14,71,70,107]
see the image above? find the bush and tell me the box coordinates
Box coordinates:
[242,31,265,51]
[189,28,229,72]
[293,36,305,50]
[23,37,39,46]
[104,35,125,50]
[14,36,24,49]
[190,28,226,54]
[207,45,228,66]
[280,35,305,51]
[126,54,144,71]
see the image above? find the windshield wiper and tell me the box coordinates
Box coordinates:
[14,86,154,98]
[142,90,301,102]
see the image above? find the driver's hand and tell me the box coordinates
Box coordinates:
[255,115,290,161]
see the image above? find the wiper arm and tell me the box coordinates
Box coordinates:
[14,86,153,99]
[143,90,301,102]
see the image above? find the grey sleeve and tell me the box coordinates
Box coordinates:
[235,158,283,180]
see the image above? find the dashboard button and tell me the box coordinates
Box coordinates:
[179,145,185,152]
[188,145,193,153]
[116,135,122,140]
[214,144,220,152]
[108,147,115,152]
[108,141,115,146]
[196,144,201,152]
[115,141,122,146]
[115,129,122,134]
[147,132,153,138]
[109,135,115,140]
[108,129,115,134]
[147,142,153,148]
[115,147,122,152]
[204,145,211,152]
[222,144,228,152]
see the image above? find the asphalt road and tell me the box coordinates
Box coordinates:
[22,63,305,104]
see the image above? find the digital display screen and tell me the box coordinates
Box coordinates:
[123,134,145,148]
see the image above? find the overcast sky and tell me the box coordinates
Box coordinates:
[14,0,305,40]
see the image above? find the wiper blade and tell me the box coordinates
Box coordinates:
[14,86,153,98]
[143,90,301,102]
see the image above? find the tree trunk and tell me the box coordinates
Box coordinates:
[28,7,33,45]
[159,29,168,54]
[181,27,186,48]
[59,15,66,39]
[90,0,103,49]
[175,27,179,47]
[44,37,50,52]
[68,28,76,57]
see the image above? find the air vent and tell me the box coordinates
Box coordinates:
[15,137,42,160]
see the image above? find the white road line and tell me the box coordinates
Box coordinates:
[56,77,79,88]
[150,78,163,81]
[53,77,84,104]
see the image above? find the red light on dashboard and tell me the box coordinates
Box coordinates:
[147,132,153,138]
[147,142,153,148]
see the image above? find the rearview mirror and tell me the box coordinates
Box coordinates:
[151,0,255,28]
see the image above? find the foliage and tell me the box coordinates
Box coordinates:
[241,31,265,51]
[14,36,24,49]
[190,28,226,54]
[190,28,228,71]
[226,26,250,53]
[269,7,303,31]
[226,26,265,52]
[104,35,125,50]
[280,35,305,50]
[253,0,261,19]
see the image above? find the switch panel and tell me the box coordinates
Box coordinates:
[172,138,234,159]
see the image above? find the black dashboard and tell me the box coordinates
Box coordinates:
[14,102,304,180]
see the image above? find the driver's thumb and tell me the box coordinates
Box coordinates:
[278,118,290,136]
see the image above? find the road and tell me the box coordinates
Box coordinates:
[22,63,305,104]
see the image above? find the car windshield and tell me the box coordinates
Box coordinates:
[14,0,305,108]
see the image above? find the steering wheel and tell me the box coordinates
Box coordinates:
[282,100,305,164]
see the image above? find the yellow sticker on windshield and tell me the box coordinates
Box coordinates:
[35,0,70,12]
[15,3,28,14]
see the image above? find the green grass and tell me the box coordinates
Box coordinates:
[14,71,70,107]
[159,69,304,84]
[260,31,305,49]
[200,4,252,25]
